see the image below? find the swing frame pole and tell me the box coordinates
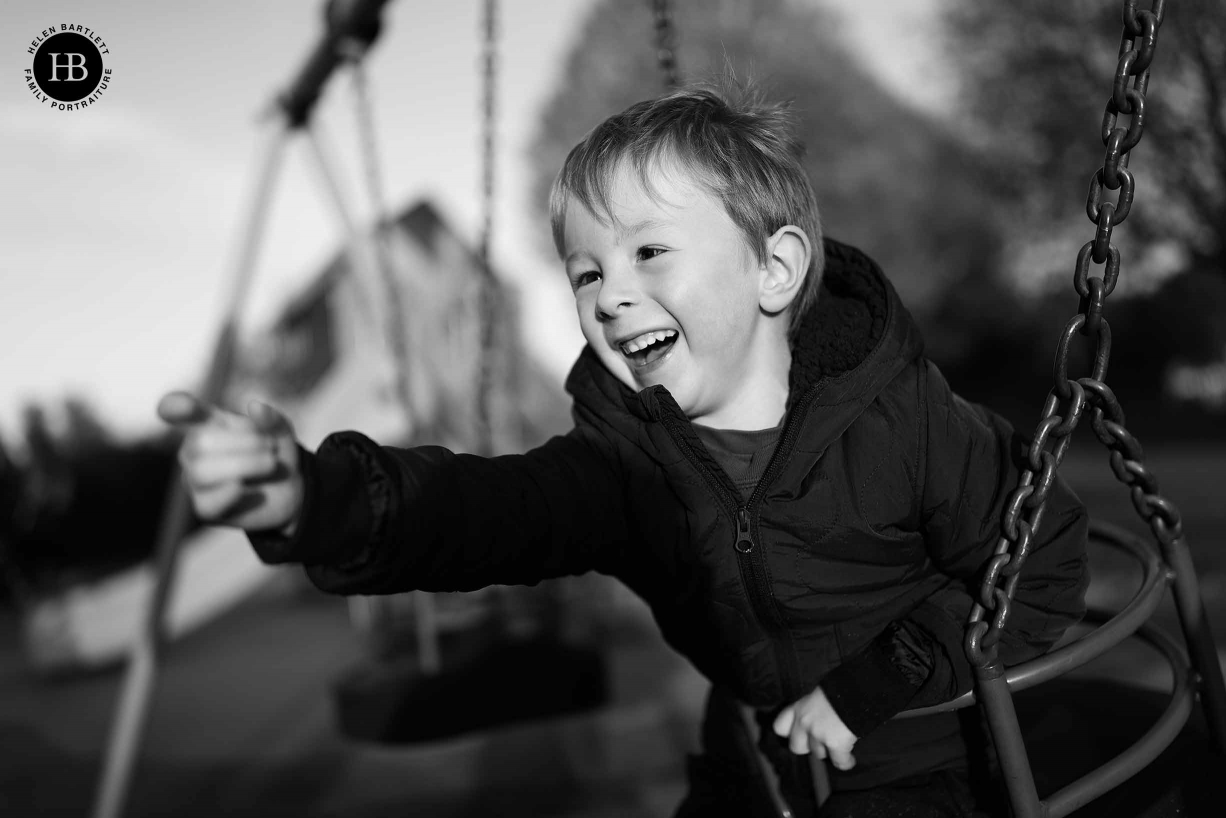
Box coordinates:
[89,114,293,818]
[89,4,398,817]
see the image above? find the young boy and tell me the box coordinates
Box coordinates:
[159,83,1088,817]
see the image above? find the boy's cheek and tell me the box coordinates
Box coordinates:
[574,302,605,348]
[573,294,596,331]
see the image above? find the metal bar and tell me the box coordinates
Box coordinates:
[736,702,794,818]
[412,588,440,675]
[1005,523,1167,691]
[976,665,1044,818]
[90,118,293,818]
[218,126,297,332]
[1044,619,1196,817]
[1161,534,1226,754]
[88,489,187,818]
[900,521,1168,719]
[808,752,831,807]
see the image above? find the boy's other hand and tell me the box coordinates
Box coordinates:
[772,685,858,771]
[157,391,304,535]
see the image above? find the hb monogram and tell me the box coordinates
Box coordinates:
[48,53,89,81]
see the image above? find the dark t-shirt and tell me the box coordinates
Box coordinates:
[693,421,783,501]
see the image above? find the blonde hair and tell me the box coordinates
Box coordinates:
[549,82,824,337]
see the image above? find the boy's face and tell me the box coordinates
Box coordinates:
[561,161,790,428]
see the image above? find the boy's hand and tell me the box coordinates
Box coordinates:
[772,685,858,771]
[156,391,304,535]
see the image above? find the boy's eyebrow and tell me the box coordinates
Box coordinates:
[563,217,671,263]
[615,216,667,239]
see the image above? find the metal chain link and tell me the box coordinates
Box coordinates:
[966,0,1177,668]
[652,0,680,89]
[474,0,498,456]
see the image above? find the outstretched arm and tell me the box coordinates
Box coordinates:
[249,420,631,596]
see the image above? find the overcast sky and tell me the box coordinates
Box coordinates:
[1,0,947,443]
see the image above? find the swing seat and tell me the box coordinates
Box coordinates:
[731,519,1220,818]
[846,518,1224,818]
[731,517,1223,818]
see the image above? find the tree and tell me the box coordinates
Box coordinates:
[528,0,1006,318]
[944,0,1226,281]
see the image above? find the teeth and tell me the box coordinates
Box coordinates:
[620,329,677,354]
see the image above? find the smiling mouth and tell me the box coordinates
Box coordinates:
[619,329,678,367]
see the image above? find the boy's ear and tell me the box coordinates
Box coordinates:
[759,225,810,316]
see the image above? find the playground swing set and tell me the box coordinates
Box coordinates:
[88,1,1225,817]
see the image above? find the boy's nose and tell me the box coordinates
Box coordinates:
[594,269,639,321]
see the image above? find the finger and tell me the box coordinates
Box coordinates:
[183,450,280,491]
[157,391,214,427]
[788,725,810,755]
[185,425,275,458]
[773,708,795,739]
[827,746,856,771]
[247,400,293,436]
[812,742,827,761]
[190,481,245,522]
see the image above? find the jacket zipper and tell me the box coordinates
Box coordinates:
[735,508,754,553]
[658,383,825,701]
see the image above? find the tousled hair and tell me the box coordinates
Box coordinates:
[549,81,824,338]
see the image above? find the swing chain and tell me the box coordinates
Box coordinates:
[479,0,497,269]
[966,0,1172,669]
[475,0,499,457]
[343,45,389,230]
[652,0,680,89]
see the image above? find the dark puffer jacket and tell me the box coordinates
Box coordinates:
[251,239,1088,751]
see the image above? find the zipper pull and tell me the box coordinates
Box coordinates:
[735,507,755,553]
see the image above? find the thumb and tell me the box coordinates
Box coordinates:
[773,707,795,739]
[827,746,856,771]
[247,399,293,436]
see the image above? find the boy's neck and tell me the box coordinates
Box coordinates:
[691,342,792,432]
[694,386,788,431]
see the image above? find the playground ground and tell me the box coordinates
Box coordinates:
[0,442,1222,817]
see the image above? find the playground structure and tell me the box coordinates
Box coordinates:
[70,1,1226,817]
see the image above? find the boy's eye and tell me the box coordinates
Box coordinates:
[636,246,666,262]
[571,271,600,290]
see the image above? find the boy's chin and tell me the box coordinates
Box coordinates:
[610,359,669,394]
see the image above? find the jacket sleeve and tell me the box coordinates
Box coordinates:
[822,359,1089,736]
[246,419,630,595]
